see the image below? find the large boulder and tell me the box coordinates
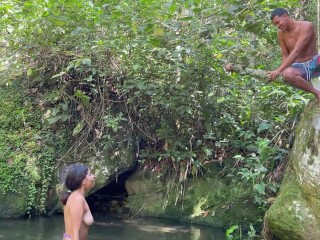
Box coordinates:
[125,164,263,228]
[265,101,320,239]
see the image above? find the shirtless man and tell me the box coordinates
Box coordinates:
[268,8,320,101]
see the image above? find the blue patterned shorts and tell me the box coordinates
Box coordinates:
[291,55,320,81]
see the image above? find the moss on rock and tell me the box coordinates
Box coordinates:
[125,166,263,229]
[265,101,320,240]
[0,192,26,218]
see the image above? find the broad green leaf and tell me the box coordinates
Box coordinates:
[257,122,272,133]
[74,90,90,107]
[133,65,140,70]
[51,72,66,78]
[154,28,164,36]
[226,225,238,238]
[217,97,225,103]
[47,115,62,125]
[27,68,32,76]
[72,120,85,136]
[246,144,258,152]
[254,183,266,195]
[193,8,201,14]
[82,59,91,66]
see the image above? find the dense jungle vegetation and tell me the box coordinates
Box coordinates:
[0,0,318,236]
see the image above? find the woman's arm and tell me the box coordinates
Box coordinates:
[69,196,85,240]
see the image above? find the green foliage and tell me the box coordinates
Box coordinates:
[0,83,58,215]
[226,224,258,240]
[226,225,241,239]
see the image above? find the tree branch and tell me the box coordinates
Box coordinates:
[221,60,285,83]
[224,63,269,80]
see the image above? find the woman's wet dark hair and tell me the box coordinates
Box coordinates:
[60,164,89,205]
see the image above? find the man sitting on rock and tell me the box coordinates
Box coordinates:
[268,8,320,102]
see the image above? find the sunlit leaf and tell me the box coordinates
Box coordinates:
[72,120,85,136]
[154,28,164,36]
[257,122,272,133]
[51,72,66,78]
[74,90,90,107]
[27,68,32,76]
[217,97,225,103]
[255,183,266,195]
[82,59,91,66]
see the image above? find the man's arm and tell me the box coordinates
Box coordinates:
[278,32,289,62]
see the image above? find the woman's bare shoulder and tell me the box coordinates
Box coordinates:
[66,192,85,207]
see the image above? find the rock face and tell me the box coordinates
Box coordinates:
[125,165,263,228]
[53,128,136,215]
[265,101,320,240]
[0,123,136,218]
[0,192,26,217]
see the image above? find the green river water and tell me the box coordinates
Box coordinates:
[0,214,226,240]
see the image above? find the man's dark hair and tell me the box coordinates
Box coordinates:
[270,8,289,20]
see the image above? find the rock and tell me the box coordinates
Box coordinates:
[265,100,320,240]
[0,192,26,217]
[53,129,136,214]
[125,165,263,228]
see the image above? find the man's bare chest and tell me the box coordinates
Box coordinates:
[282,31,299,52]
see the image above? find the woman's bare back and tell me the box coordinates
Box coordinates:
[64,192,94,240]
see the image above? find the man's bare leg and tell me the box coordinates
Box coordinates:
[282,67,320,102]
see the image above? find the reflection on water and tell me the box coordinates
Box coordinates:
[0,214,226,240]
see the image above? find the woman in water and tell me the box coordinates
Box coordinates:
[60,164,95,240]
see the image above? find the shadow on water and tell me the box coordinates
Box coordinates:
[0,214,226,240]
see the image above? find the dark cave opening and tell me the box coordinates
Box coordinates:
[86,163,138,214]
